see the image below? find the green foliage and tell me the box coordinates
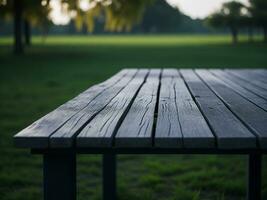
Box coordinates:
[206,1,246,29]
[207,0,267,42]
[206,1,248,43]
[23,0,51,28]
[0,0,51,29]
[206,13,225,28]
[0,0,153,32]
[140,0,182,33]
[249,0,267,42]
[249,0,267,26]
[0,0,12,20]
[104,0,153,31]
[72,0,154,32]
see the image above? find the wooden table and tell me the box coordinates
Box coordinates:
[14,69,267,200]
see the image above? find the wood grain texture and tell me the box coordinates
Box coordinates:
[239,69,267,82]
[238,69,267,84]
[155,69,215,148]
[210,69,267,111]
[76,69,149,147]
[175,70,215,149]
[226,69,267,91]
[14,68,266,150]
[196,69,267,149]
[49,69,138,148]
[115,69,161,147]
[221,70,267,100]
[154,69,183,148]
[14,70,130,148]
[254,69,267,80]
[180,69,256,149]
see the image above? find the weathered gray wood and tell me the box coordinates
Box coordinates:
[76,70,149,147]
[115,69,161,147]
[155,69,215,148]
[180,69,256,149]
[240,69,267,81]
[254,70,267,80]
[154,69,183,148]
[14,68,266,150]
[49,70,138,148]
[14,70,131,148]
[234,69,267,85]
[221,70,267,100]
[175,70,215,149]
[239,69,267,84]
[227,69,267,91]
[210,69,267,111]
[196,69,267,149]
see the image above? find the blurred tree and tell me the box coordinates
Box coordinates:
[0,0,23,53]
[249,0,267,42]
[13,0,23,53]
[23,0,51,45]
[68,0,207,34]
[240,7,255,42]
[0,0,153,54]
[139,0,181,33]
[206,1,246,44]
[0,0,51,54]
[70,0,154,32]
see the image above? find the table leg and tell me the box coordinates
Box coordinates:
[103,154,116,200]
[247,153,262,200]
[43,152,76,200]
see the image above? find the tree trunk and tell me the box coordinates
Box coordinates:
[24,20,31,46]
[230,27,238,44]
[14,0,23,54]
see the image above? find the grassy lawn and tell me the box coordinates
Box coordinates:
[0,35,267,200]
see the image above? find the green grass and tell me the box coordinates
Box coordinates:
[0,35,267,200]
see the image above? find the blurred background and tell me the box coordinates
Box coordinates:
[0,0,267,199]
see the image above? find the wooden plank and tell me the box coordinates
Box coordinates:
[49,69,139,148]
[14,69,131,148]
[154,69,183,148]
[115,69,161,147]
[180,69,256,149]
[236,69,267,85]
[173,70,215,149]
[210,69,267,111]
[155,69,215,148]
[226,69,267,90]
[240,69,267,84]
[254,69,267,80]
[222,70,267,100]
[76,69,149,147]
[196,69,267,149]
[239,69,267,81]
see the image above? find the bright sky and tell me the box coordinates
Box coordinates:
[49,0,73,25]
[166,0,249,19]
[49,0,249,25]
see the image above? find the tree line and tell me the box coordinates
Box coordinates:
[0,0,153,54]
[206,0,267,44]
[0,0,210,35]
[0,0,266,55]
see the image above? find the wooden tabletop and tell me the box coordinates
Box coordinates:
[14,69,267,150]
